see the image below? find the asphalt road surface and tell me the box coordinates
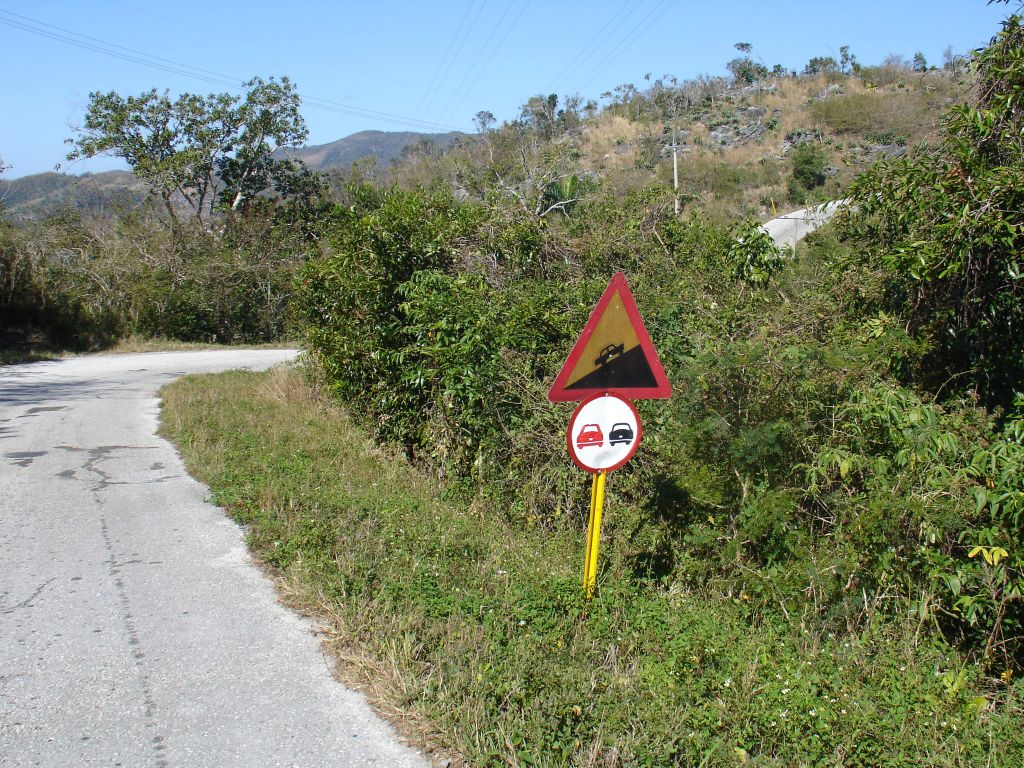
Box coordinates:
[762,199,846,250]
[0,351,428,768]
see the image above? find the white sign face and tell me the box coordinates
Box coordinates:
[566,393,642,473]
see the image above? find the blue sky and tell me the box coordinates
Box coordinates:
[0,0,1013,178]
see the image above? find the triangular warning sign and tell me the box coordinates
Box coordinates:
[548,272,672,402]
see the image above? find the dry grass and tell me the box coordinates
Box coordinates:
[106,335,293,355]
[575,71,962,220]
[580,114,641,171]
[160,368,1024,768]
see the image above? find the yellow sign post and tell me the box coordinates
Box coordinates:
[550,273,671,601]
[582,470,606,599]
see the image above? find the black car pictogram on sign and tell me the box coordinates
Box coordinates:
[594,343,625,368]
[608,422,634,446]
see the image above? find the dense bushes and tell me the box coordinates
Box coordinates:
[840,15,1024,407]
[0,202,320,349]
[163,368,1024,767]
[299,39,1024,664]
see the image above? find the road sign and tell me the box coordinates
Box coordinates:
[566,392,641,474]
[547,272,671,402]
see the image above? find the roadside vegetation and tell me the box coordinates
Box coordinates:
[7,8,1024,765]
[163,367,1023,767]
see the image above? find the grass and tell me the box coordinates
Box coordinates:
[160,367,1024,768]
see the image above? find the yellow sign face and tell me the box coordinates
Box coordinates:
[563,289,644,389]
[548,271,671,402]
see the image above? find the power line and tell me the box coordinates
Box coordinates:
[570,0,675,97]
[109,0,443,94]
[0,12,239,89]
[413,0,483,121]
[0,8,466,134]
[442,0,532,126]
[434,0,518,125]
[548,1,639,97]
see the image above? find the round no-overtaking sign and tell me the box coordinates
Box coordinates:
[566,392,642,474]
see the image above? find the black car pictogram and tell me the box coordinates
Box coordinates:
[608,422,634,446]
[595,343,625,367]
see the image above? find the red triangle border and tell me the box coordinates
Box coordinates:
[547,272,672,402]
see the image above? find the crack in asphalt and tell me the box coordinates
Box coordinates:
[0,577,57,615]
[99,516,169,768]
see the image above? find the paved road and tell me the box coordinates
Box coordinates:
[0,351,428,768]
[762,199,846,250]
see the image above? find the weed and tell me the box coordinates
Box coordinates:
[162,368,1024,767]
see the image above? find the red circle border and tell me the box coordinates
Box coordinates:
[565,391,642,474]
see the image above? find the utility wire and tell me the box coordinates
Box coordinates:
[434,0,518,125]
[570,0,675,97]
[0,8,465,133]
[548,1,639,97]
[442,0,531,126]
[109,0,440,92]
[413,0,483,121]
[0,12,238,88]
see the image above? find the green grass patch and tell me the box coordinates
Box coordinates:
[160,367,1024,767]
[809,87,957,144]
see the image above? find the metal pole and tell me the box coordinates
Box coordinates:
[583,470,606,600]
[672,124,680,216]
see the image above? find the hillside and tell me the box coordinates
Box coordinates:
[1,170,146,218]
[575,69,962,217]
[2,130,463,218]
[283,129,462,171]
[3,66,965,222]
[382,65,968,222]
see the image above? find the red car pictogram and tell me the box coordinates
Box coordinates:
[576,423,604,448]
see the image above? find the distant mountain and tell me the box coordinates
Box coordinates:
[1,171,147,218]
[282,130,464,171]
[2,131,465,218]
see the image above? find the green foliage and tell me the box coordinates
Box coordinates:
[297,149,1024,667]
[840,14,1024,405]
[0,201,320,348]
[728,222,788,285]
[726,56,769,85]
[788,142,830,201]
[162,368,1024,767]
[66,76,319,226]
[803,56,839,76]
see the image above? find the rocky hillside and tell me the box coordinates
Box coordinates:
[572,67,965,218]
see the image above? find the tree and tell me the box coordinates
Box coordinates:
[519,94,559,139]
[727,57,769,85]
[217,77,309,212]
[726,42,769,85]
[840,14,1024,404]
[67,76,314,228]
[840,45,858,74]
[803,56,838,76]
[474,110,496,133]
[913,51,928,72]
